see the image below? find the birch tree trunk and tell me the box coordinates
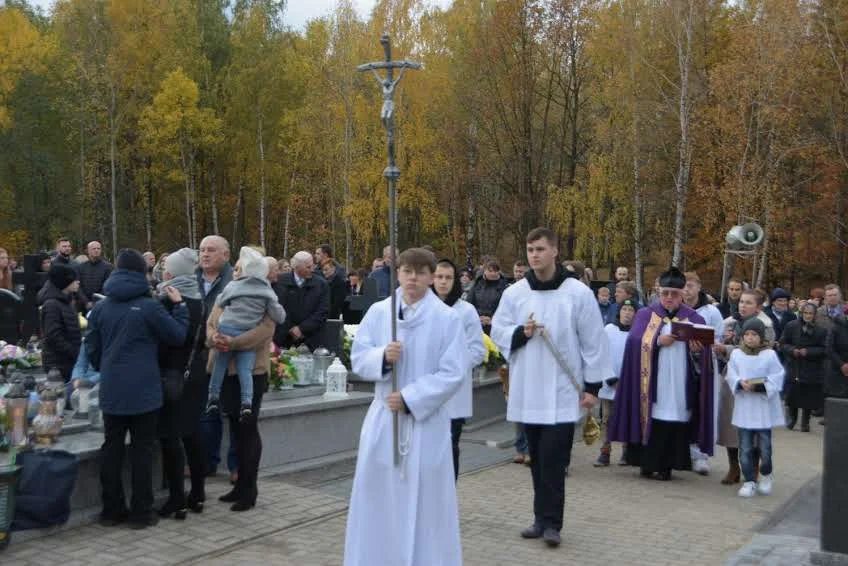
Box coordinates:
[629,3,645,300]
[211,167,219,235]
[180,144,194,248]
[109,84,118,258]
[343,110,353,270]
[671,0,694,268]
[283,205,290,260]
[257,106,267,249]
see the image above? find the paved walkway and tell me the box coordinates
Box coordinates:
[3,421,824,566]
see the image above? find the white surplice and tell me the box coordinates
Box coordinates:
[344,289,465,566]
[726,348,785,430]
[490,277,612,424]
[600,323,629,401]
[445,298,486,419]
[652,321,690,422]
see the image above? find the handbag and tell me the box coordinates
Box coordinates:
[537,327,602,446]
[162,304,203,403]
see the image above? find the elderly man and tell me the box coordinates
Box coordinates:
[265,257,280,284]
[274,251,329,350]
[367,245,397,297]
[78,241,113,303]
[195,235,235,478]
[818,284,846,329]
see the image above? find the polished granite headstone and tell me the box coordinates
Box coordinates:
[815,397,848,563]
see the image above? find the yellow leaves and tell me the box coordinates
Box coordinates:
[0,7,49,130]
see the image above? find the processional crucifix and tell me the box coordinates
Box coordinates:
[357,35,422,467]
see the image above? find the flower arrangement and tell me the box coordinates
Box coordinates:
[0,342,40,370]
[268,345,298,391]
[341,325,358,370]
[482,333,505,371]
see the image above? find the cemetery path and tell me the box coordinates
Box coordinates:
[3,420,824,566]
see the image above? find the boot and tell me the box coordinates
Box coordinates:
[722,449,741,485]
[801,409,811,432]
[786,407,797,430]
[594,444,611,467]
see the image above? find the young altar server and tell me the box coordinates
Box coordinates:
[594,299,637,467]
[344,248,466,566]
[726,317,785,498]
[491,227,612,548]
[432,258,487,481]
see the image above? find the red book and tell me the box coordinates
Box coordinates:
[671,321,715,345]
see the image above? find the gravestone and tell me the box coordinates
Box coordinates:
[813,397,848,564]
[315,319,343,357]
[12,255,48,340]
[347,277,381,320]
[0,289,22,343]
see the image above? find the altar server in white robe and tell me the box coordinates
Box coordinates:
[491,227,612,548]
[683,271,725,475]
[344,248,465,566]
[726,317,785,498]
[432,258,487,481]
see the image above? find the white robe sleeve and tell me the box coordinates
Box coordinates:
[490,287,519,360]
[575,285,612,384]
[726,350,742,394]
[764,350,785,399]
[351,304,390,382]
[401,311,465,421]
[462,303,486,369]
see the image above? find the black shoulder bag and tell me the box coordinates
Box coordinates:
[162,303,203,403]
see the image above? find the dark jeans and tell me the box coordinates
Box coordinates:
[450,418,465,481]
[739,428,773,482]
[161,431,206,507]
[199,411,239,474]
[514,423,528,454]
[524,422,576,532]
[221,373,267,505]
[101,410,158,522]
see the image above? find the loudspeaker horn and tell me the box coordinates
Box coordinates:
[725,223,764,248]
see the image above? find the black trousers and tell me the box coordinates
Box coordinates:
[100,410,158,521]
[450,418,465,481]
[161,431,206,506]
[525,422,576,532]
[222,373,267,505]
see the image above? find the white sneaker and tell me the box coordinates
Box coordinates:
[738,481,757,498]
[692,459,710,476]
[757,474,773,495]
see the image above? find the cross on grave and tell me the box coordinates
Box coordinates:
[11,255,49,341]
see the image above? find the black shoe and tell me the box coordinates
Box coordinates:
[230,500,255,512]
[239,405,253,423]
[219,489,240,503]
[98,511,128,527]
[656,470,672,481]
[128,514,160,530]
[521,523,544,539]
[640,470,654,479]
[157,499,187,520]
[187,492,205,514]
[205,398,220,416]
[543,528,561,548]
[801,423,811,432]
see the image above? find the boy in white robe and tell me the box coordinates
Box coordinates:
[726,317,785,498]
[491,227,612,548]
[432,259,487,481]
[344,248,465,566]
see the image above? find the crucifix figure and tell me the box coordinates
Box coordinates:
[357,34,421,467]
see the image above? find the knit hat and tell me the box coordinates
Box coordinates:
[771,288,791,301]
[620,299,637,310]
[48,263,78,291]
[238,246,268,280]
[116,249,147,274]
[165,248,198,278]
[741,317,766,342]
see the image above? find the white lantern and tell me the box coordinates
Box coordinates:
[323,358,349,399]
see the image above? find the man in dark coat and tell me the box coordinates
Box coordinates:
[39,264,82,380]
[86,249,189,529]
[466,260,509,334]
[77,240,113,304]
[718,277,744,318]
[274,250,329,350]
[765,287,796,343]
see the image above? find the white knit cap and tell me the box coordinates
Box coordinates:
[239,246,268,280]
[164,248,198,278]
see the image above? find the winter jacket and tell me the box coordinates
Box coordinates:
[273,272,329,350]
[314,259,347,282]
[825,318,848,398]
[196,263,234,344]
[467,275,509,318]
[86,269,189,415]
[39,283,81,379]
[598,301,618,325]
[718,299,739,319]
[367,265,393,298]
[780,319,828,385]
[77,259,113,300]
[216,276,285,330]
[764,305,796,342]
[325,272,348,320]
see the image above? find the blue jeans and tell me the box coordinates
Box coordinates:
[200,412,238,475]
[209,325,256,406]
[739,428,772,482]
[514,422,528,454]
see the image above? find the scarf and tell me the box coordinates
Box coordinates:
[739,342,769,356]
[157,275,202,300]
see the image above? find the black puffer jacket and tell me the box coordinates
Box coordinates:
[39,283,81,379]
[273,273,329,350]
[781,319,829,385]
[78,259,113,300]
[467,275,509,318]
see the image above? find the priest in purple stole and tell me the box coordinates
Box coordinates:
[608,266,714,481]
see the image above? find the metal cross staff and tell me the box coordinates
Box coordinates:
[357,34,421,467]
